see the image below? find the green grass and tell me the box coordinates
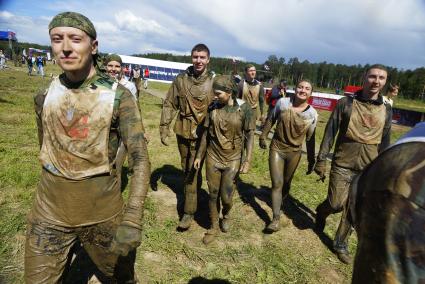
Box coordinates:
[0,65,410,283]
[393,96,425,113]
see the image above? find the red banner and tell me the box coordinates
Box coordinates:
[308,96,338,111]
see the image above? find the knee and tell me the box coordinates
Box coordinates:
[271,178,284,191]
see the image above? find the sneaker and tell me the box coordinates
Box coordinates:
[177,214,193,230]
[335,250,352,264]
[202,229,218,245]
[220,218,230,233]
[266,218,281,233]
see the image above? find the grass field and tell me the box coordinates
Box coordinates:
[0,64,410,284]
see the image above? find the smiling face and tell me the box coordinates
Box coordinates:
[191,50,209,75]
[363,68,388,98]
[295,80,313,102]
[50,26,97,74]
[106,60,122,79]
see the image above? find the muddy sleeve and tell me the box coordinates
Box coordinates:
[244,106,255,162]
[159,81,179,135]
[379,104,392,153]
[259,85,265,116]
[306,113,318,165]
[237,81,244,99]
[316,99,345,162]
[118,89,151,229]
[33,90,47,148]
[195,112,210,160]
[260,99,280,140]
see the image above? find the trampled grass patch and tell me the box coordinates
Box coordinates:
[0,65,410,283]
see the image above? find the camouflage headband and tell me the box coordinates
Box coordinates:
[49,12,97,39]
[104,54,122,65]
[213,75,238,96]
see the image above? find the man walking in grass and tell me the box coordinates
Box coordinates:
[314,64,392,264]
[160,43,215,230]
[25,12,150,283]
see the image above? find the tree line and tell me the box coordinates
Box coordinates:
[2,39,422,100]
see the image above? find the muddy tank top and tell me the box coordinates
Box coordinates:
[39,77,115,180]
[345,99,386,144]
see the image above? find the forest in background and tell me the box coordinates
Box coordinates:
[2,40,424,99]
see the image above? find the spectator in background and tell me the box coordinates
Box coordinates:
[266,79,288,117]
[383,83,399,107]
[0,49,6,69]
[36,55,44,77]
[143,67,150,89]
[26,55,33,76]
[132,65,142,94]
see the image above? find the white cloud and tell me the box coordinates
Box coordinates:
[114,10,170,37]
[2,0,425,69]
[0,11,14,19]
[0,10,50,44]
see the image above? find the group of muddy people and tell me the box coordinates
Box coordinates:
[22,11,424,283]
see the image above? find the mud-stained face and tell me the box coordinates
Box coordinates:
[191,50,209,75]
[295,81,312,102]
[50,26,97,73]
[106,60,122,80]
[245,67,256,81]
[214,90,231,104]
[363,68,387,97]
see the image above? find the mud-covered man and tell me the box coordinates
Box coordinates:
[314,64,392,264]
[159,43,215,230]
[237,64,265,173]
[350,122,425,283]
[25,12,150,283]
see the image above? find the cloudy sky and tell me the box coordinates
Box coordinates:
[1,0,424,70]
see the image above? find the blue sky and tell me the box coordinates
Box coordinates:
[1,0,425,70]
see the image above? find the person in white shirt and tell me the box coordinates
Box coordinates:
[105,54,138,99]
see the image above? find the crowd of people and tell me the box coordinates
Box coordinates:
[21,11,424,284]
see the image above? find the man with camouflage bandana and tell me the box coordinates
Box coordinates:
[160,43,215,230]
[25,12,150,283]
[313,64,392,264]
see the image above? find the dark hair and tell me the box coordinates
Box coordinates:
[244,64,255,72]
[296,79,314,93]
[365,64,388,74]
[191,43,210,57]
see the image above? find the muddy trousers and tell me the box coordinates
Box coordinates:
[24,214,136,284]
[269,149,302,219]
[315,165,360,252]
[177,135,203,215]
[205,156,240,228]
